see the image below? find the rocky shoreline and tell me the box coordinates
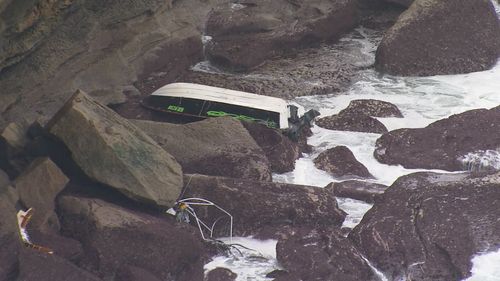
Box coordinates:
[1,0,500,281]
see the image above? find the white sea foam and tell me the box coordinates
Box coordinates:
[203,237,279,280]
[463,248,500,281]
[203,8,500,279]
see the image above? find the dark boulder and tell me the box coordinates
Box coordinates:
[384,0,413,7]
[325,180,388,203]
[316,112,388,133]
[14,157,69,233]
[17,248,101,281]
[277,226,376,281]
[314,146,373,179]
[0,0,224,127]
[340,99,403,118]
[376,0,500,76]
[182,174,346,237]
[374,106,500,171]
[0,122,31,178]
[349,171,500,281]
[242,122,300,173]
[205,0,358,71]
[133,118,272,181]
[115,265,162,281]
[0,184,20,281]
[205,268,237,281]
[46,90,183,208]
[57,195,206,281]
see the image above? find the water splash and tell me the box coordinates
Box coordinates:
[459,150,500,172]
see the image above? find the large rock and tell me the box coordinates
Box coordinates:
[374,106,500,171]
[205,0,358,71]
[340,99,403,118]
[242,122,300,173]
[46,90,183,208]
[205,268,237,281]
[0,122,31,178]
[325,180,388,203]
[14,157,69,233]
[376,0,500,76]
[316,111,388,133]
[0,0,226,126]
[182,174,346,236]
[349,172,500,281]
[384,0,414,7]
[133,118,271,181]
[277,226,376,281]
[0,184,20,281]
[314,146,373,179]
[57,195,206,281]
[17,248,101,281]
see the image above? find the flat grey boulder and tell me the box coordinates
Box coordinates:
[325,180,388,203]
[376,0,500,76]
[133,117,272,181]
[14,157,69,233]
[46,90,183,208]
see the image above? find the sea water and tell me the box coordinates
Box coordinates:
[204,2,500,279]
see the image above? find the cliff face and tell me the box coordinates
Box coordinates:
[0,0,225,129]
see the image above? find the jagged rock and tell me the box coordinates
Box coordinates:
[340,99,403,118]
[115,266,162,281]
[349,172,500,281]
[0,122,31,178]
[277,226,376,281]
[325,180,388,203]
[385,0,413,7]
[182,174,346,236]
[316,112,388,133]
[46,90,183,208]
[133,118,272,181]
[376,0,500,76]
[205,0,358,71]
[57,195,206,281]
[314,146,373,179]
[14,157,69,233]
[17,248,101,281]
[0,0,225,126]
[205,268,237,281]
[0,184,20,281]
[374,106,500,171]
[242,122,300,173]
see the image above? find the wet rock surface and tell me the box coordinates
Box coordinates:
[349,171,500,281]
[46,90,183,208]
[316,111,388,133]
[340,99,403,118]
[376,0,500,76]
[182,174,346,237]
[204,0,358,71]
[205,267,237,281]
[57,195,206,281]
[325,180,388,203]
[242,122,300,174]
[277,226,376,281]
[314,146,373,179]
[133,118,272,181]
[374,106,500,171]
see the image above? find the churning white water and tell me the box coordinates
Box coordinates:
[204,2,500,279]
